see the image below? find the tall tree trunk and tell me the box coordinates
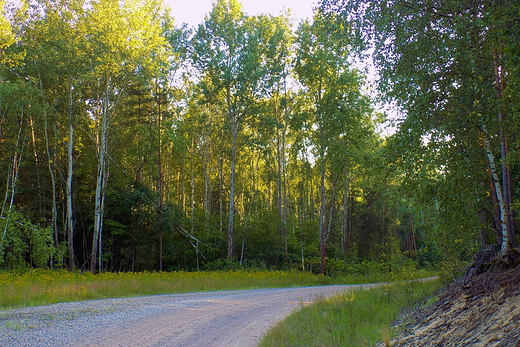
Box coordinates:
[29,117,44,219]
[38,73,60,256]
[156,80,164,272]
[219,156,224,238]
[493,46,516,247]
[44,118,59,249]
[489,177,502,244]
[482,125,510,255]
[157,128,164,271]
[190,142,196,234]
[275,98,288,264]
[203,131,211,233]
[227,123,238,260]
[91,80,110,273]
[1,108,25,248]
[66,79,75,271]
[319,149,327,275]
[326,181,337,247]
[342,168,352,253]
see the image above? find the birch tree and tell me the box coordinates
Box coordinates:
[322,0,519,259]
[22,0,88,270]
[82,0,168,272]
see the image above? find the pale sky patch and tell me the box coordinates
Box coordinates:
[165,0,317,27]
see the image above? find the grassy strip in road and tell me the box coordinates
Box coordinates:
[259,278,443,347]
[0,268,437,310]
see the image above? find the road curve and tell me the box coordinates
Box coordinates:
[0,284,383,347]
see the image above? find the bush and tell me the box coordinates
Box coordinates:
[0,208,55,269]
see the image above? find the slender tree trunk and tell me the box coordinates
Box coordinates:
[180,165,186,213]
[342,168,351,253]
[66,79,75,271]
[45,119,59,249]
[493,46,515,247]
[203,133,211,232]
[281,133,288,264]
[482,125,510,255]
[153,78,165,271]
[319,149,327,275]
[29,117,44,218]
[276,102,288,264]
[1,108,25,248]
[326,181,337,245]
[489,177,502,244]
[227,123,238,260]
[91,80,110,273]
[219,156,224,238]
[190,142,196,234]
[98,170,108,272]
[38,73,60,255]
[156,85,164,272]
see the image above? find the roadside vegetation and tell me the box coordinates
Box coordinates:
[0,265,437,310]
[259,278,443,347]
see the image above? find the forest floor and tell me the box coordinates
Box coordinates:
[387,246,520,347]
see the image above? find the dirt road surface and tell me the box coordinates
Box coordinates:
[0,284,379,347]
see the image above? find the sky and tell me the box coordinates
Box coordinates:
[166,0,318,27]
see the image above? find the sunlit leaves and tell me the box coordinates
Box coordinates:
[83,0,168,80]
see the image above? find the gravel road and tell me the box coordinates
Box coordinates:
[0,284,379,347]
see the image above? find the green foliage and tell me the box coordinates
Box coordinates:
[0,0,15,61]
[0,0,460,274]
[323,0,520,261]
[0,209,55,269]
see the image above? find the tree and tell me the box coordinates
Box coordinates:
[191,0,291,260]
[295,10,373,274]
[0,0,15,63]
[21,0,89,271]
[0,0,60,268]
[82,0,168,272]
[322,0,519,260]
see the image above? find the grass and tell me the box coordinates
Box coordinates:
[0,268,437,310]
[259,278,443,347]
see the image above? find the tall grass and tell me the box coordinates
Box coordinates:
[0,269,327,309]
[259,279,443,347]
[0,268,438,310]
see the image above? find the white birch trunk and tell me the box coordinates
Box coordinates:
[482,125,510,254]
[91,80,110,273]
[1,109,25,248]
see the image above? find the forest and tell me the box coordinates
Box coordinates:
[0,0,518,275]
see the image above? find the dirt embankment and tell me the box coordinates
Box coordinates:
[389,246,520,347]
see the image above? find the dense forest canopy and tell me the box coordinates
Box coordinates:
[0,0,517,274]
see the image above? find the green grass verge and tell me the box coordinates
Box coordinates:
[259,278,443,347]
[0,269,324,309]
[0,268,438,310]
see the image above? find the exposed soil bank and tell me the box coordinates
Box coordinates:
[389,247,520,347]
